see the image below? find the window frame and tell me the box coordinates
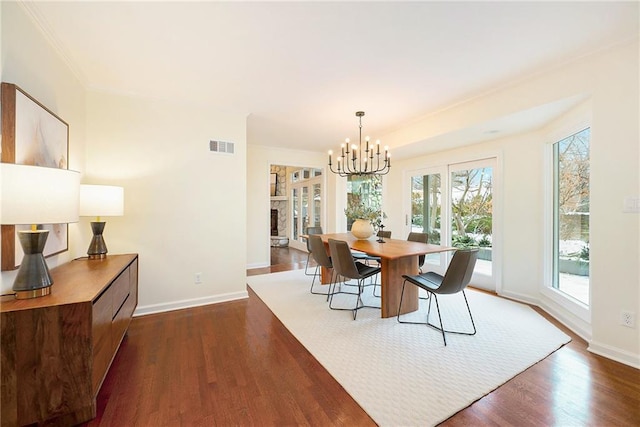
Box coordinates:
[542,117,592,324]
[403,154,503,293]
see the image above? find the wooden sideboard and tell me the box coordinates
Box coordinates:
[0,253,138,426]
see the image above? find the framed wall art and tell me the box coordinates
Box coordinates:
[1,83,70,271]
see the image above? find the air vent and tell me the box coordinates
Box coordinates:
[209,140,235,154]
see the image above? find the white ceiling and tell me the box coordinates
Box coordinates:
[22,1,639,157]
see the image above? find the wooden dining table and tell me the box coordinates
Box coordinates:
[315,233,455,318]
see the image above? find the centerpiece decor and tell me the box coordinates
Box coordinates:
[345,200,385,240]
[351,218,375,239]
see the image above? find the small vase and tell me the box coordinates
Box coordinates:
[351,219,374,239]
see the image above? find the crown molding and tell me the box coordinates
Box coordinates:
[17,0,88,88]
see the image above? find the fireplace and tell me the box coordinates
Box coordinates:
[270,209,278,236]
[270,208,289,247]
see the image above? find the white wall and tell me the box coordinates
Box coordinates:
[1,2,248,312]
[246,145,330,268]
[86,91,248,314]
[0,2,87,292]
[385,40,639,367]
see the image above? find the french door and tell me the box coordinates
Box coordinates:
[407,158,498,291]
[289,168,323,251]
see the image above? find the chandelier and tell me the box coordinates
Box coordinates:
[328,111,390,177]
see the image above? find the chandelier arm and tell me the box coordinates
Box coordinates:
[343,155,351,174]
[328,163,341,175]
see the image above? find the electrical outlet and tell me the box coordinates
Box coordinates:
[195,272,202,284]
[621,310,635,328]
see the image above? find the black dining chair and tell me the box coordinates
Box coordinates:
[328,239,381,320]
[304,226,323,276]
[308,234,334,297]
[355,230,392,267]
[407,232,429,273]
[397,249,478,345]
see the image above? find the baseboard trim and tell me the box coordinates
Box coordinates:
[503,291,640,369]
[537,298,592,342]
[589,340,640,369]
[134,290,249,317]
[247,262,270,269]
[498,289,540,306]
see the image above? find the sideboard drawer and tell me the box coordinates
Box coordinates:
[112,293,132,350]
[110,268,130,318]
[92,287,113,393]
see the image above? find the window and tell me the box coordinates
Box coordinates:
[552,127,590,305]
[346,175,382,230]
[450,165,493,278]
[411,173,442,263]
[411,174,441,242]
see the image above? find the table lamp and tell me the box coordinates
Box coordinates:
[79,184,124,259]
[1,163,80,299]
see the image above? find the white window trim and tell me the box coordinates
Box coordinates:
[542,114,592,325]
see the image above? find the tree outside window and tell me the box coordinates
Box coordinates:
[553,127,590,305]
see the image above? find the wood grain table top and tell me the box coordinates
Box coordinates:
[317,233,455,260]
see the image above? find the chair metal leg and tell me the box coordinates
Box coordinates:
[372,272,382,297]
[397,282,476,346]
[430,294,447,346]
[425,291,477,346]
[310,265,333,296]
[462,291,477,334]
[304,252,315,276]
[329,275,355,312]
[329,276,377,319]
[328,276,358,300]
[353,278,379,319]
[353,279,363,320]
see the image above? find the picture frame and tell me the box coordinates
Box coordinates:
[1,83,70,271]
[270,173,278,196]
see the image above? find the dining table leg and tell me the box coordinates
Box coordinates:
[379,256,419,318]
[320,265,333,284]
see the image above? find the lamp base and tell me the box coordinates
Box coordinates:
[15,286,52,299]
[13,230,53,299]
[87,221,108,259]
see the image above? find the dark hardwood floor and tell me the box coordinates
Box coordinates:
[87,247,640,426]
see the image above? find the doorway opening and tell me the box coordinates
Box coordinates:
[269,165,324,254]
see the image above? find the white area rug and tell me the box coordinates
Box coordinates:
[247,269,570,426]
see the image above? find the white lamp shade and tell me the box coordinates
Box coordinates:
[79,184,124,217]
[1,163,80,225]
